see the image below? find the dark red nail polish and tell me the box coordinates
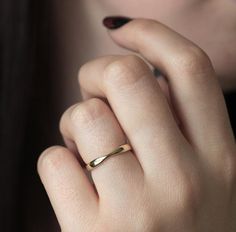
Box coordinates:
[103,16,133,29]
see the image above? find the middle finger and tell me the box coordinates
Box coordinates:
[79,55,189,175]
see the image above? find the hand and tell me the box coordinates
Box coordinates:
[37,18,236,232]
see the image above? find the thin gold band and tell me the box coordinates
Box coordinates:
[86,144,132,171]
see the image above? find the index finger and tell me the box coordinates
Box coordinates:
[105,18,235,158]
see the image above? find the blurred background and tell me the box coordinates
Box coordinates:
[0,1,61,231]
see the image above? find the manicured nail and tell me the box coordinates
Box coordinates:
[103,16,133,30]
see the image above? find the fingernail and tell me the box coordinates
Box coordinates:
[103,16,133,30]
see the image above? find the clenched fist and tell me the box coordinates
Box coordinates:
[37,18,236,232]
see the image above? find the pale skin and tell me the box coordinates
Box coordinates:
[38,1,236,231]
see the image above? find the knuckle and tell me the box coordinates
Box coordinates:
[171,45,213,76]
[78,55,122,86]
[103,55,149,89]
[37,146,69,172]
[70,98,107,125]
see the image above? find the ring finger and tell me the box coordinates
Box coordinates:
[59,98,144,202]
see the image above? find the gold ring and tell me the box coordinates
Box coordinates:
[86,144,132,171]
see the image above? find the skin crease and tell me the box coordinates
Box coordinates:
[38,1,236,231]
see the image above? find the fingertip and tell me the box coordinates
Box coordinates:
[37,145,98,229]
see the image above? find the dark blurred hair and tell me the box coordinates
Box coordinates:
[0,0,61,231]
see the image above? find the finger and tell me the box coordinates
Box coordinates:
[80,60,168,102]
[78,55,189,175]
[63,137,86,168]
[37,146,98,231]
[80,61,180,126]
[106,18,235,156]
[59,98,144,203]
[79,55,122,101]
